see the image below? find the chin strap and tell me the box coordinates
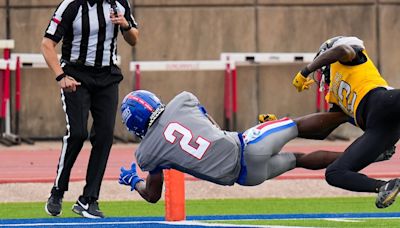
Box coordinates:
[319,73,325,92]
[148,104,165,128]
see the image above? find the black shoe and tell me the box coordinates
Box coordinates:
[72,196,104,218]
[45,194,63,216]
[376,178,400,208]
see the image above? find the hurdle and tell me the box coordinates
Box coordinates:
[0,39,21,146]
[130,60,231,129]
[130,60,227,89]
[220,52,318,128]
[10,53,121,68]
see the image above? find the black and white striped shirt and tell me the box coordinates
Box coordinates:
[45,0,137,67]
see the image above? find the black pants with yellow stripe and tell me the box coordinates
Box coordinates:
[52,63,123,201]
[326,88,400,193]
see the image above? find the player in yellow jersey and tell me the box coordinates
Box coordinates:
[292,36,400,209]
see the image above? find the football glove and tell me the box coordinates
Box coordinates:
[119,162,144,191]
[292,72,315,92]
[258,114,278,123]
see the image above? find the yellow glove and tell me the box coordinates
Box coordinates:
[258,114,278,123]
[292,72,315,92]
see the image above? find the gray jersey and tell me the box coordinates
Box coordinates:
[136,91,241,185]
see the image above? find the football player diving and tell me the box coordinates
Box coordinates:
[117,90,394,204]
[292,36,400,208]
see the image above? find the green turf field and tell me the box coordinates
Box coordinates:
[1,197,399,227]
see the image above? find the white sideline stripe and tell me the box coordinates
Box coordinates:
[0,39,15,49]
[0,220,312,227]
[129,60,227,71]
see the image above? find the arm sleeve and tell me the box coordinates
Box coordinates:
[44,0,78,43]
[339,46,367,66]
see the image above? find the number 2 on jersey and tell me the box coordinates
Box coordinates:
[163,122,211,159]
[338,80,357,114]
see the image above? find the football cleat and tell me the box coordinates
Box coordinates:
[258,114,278,123]
[376,178,400,208]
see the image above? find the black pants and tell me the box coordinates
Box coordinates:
[326,88,400,192]
[52,64,123,200]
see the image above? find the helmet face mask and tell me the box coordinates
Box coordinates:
[312,63,331,89]
[121,90,164,138]
[321,65,330,84]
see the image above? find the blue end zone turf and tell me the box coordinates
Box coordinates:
[0,212,399,227]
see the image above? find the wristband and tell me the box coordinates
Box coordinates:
[122,21,132,31]
[130,177,144,191]
[300,67,311,77]
[55,73,67,82]
[122,25,132,31]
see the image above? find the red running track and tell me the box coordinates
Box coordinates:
[0,139,399,183]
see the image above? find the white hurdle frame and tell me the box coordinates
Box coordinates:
[0,39,20,145]
[220,52,316,129]
[10,53,121,68]
[220,52,315,64]
[129,60,234,129]
[0,40,14,50]
[0,59,18,141]
[129,60,227,91]
[10,53,55,68]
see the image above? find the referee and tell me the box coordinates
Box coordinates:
[41,0,138,218]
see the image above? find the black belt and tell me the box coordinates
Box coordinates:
[61,59,112,73]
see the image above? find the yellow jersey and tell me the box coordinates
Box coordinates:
[326,50,388,122]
